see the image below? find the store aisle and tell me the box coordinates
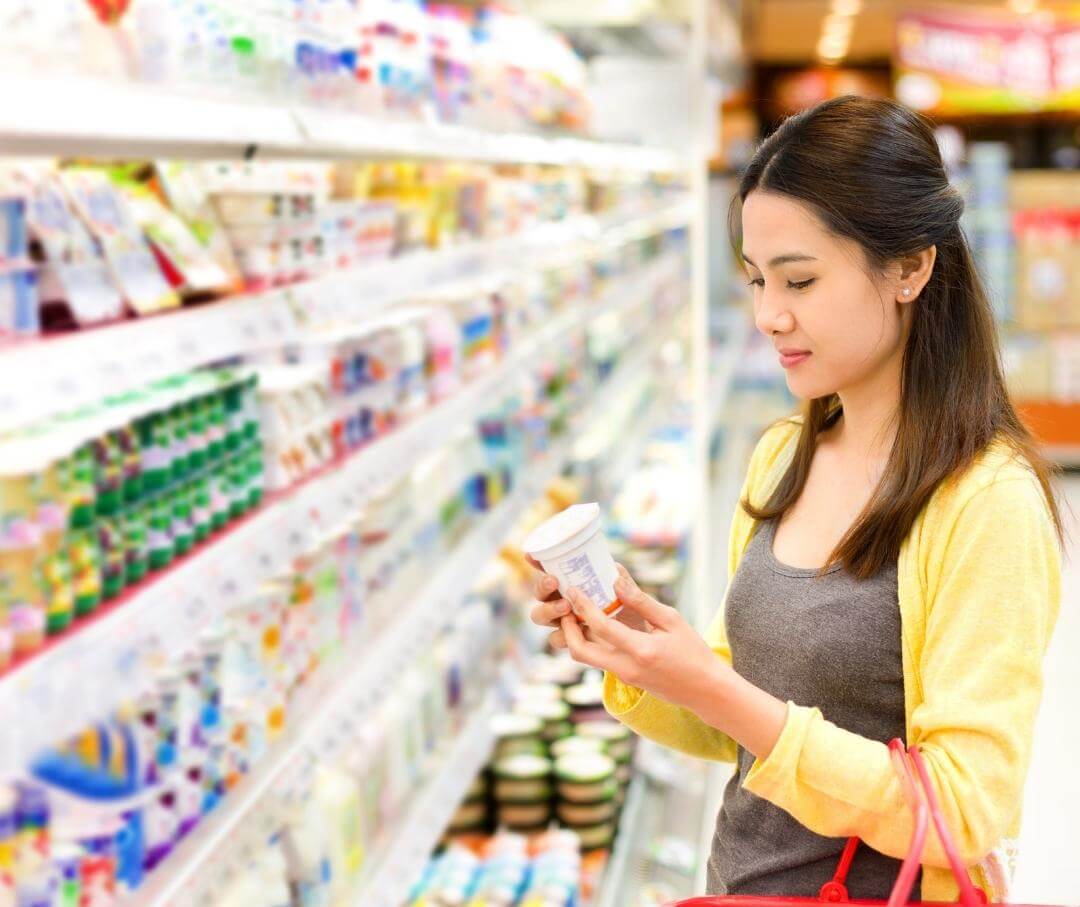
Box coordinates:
[1013,473,1080,905]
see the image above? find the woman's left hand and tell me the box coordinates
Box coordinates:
[555,568,732,717]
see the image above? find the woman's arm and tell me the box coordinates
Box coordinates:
[594,421,799,762]
[600,609,741,763]
[566,474,1060,867]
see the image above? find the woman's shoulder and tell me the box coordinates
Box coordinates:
[926,437,1054,529]
[753,415,802,461]
[743,416,803,501]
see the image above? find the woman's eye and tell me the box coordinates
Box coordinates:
[746,276,765,288]
[788,278,815,290]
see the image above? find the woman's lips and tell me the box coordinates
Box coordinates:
[778,350,811,369]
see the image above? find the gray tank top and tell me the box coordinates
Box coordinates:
[706,518,917,898]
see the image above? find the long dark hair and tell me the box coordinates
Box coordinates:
[729,95,1062,578]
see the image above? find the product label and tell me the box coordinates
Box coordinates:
[556,552,613,611]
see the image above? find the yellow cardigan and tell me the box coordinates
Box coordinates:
[604,419,1061,900]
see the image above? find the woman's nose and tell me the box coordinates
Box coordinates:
[754,293,795,336]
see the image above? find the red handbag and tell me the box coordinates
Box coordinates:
[666,739,1043,907]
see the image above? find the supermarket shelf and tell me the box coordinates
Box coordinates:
[351,331,685,907]
[127,306,680,907]
[598,740,719,905]
[0,250,685,773]
[710,307,752,432]
[0,76,685,172]
[0,199,691,434]
[350,681,514,907]
[689,407,759,892]
[594,771,650,907]
[130,468,551,907]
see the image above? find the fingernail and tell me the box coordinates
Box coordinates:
[569,592,584,615]
[615,578,629,597]
[555,600,570,615]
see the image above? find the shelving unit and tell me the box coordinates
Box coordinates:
[0,248,686,769]
[127,467,549,907]
[593,776,649,907]
[121,307,686,907]
[0,21,708,907]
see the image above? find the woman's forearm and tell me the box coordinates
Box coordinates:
[686,658,789,761]
[557,574,789,761]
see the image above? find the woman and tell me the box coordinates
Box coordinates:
[530,96,1062,900]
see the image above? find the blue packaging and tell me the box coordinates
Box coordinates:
[0,270,39,336]
[0,197,28,263]
[116,809,145,892]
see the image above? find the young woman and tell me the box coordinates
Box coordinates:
[530,96,1062,900]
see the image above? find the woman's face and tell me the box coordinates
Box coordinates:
[740,189,910,402]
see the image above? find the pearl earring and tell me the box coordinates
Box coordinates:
[902,287,911,297]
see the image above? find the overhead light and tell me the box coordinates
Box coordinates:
[817,36,849,62]
[831,0,862,13]
[823,14,854,38]
[1009,0,1038,12]
[817,32,850,50]
[818,41,849,57]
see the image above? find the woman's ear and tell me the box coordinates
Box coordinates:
[896,246,936,303]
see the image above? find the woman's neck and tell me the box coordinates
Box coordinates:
[828,360,903,467]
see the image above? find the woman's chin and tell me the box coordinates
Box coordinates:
[784,372,833,400]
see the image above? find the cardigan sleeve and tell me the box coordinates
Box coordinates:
[601,420,800,763]
[741,473,1061,867]
[602,602,740,762]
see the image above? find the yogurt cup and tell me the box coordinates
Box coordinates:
[522,503,621,617]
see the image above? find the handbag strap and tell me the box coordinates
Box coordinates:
[907,746,987,907]
[818,837,860,902]
[817,740,985,906]
[816,740,926,905]
[886,740,930,907]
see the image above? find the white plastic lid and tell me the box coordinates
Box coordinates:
[514,698,570,722]
[515,682,562,702]
[491,713,543,739]
[564,683,604,708]
[494,754,553,779]
[554,752,616,783]
[576,720,631,742]
[550,736,607,759]
[522,502,602,560]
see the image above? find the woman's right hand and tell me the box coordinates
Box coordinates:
[529,560,650,651]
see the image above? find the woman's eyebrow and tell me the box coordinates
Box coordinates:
[742,252,819,268]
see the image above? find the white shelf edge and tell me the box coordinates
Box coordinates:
[0,250,685,774]
[0,76,686,172]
